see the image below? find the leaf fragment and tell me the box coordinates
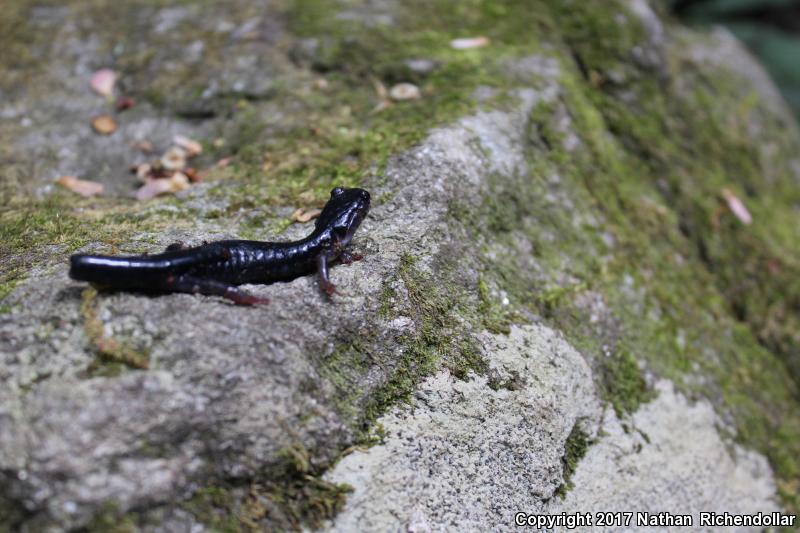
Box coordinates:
[173,135,203,157]
[290,208,322,223]
[56,176,104,197]
[91,115,118,135]
[161,146,187,170]
[721,188,753,225]
[389,83,421,101]
[135,172,190,201]
[90,68,117,97]
[450,36,490,49]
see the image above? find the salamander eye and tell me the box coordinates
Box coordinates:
[331,187,345,197]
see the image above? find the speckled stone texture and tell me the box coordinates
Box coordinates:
[322,326,776,532]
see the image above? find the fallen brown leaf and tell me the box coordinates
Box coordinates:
[115,96,136,112]
[173,135,203,157]
[184,167,202,182]
[161,146,187,170]
[290,208,322,223]
[133,140,154,153]
[91,115,117,135]
[132,163,152,181]
[56,176,104,197]
[135,172,190,201]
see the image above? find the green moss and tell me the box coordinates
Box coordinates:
[554,422,593,498]
[83,502,137,533]
[181,487,241,533]
[422,0,800,514]
[475,0,800,513]
[3,0,799,524]
[598,349,655,417]
[477,276,512,335]
[80,288,150,372]
[199,0,559,211]
[181,444,352,532]
[316,336,377,431]
[0,191,197,305]
[0,493,26,533]
[322,254,488,439]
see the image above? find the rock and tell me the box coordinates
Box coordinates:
[322,327,776,531]
[1,0,799,531]
[404,58,439,75]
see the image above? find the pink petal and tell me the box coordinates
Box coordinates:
[721,188,752,225]
[450,36,490,50]
[90,69,117,98]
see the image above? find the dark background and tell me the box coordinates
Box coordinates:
[668,0,800,118]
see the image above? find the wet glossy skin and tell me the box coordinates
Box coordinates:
[69,187,371,305]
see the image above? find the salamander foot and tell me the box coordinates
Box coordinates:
[163,275,269,306]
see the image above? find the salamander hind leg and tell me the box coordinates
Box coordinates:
[163,275,269,306]
[165,241,189,251]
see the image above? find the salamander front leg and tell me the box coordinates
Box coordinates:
[338,250,364,265]
[316,254,336,296]
[163,275,269,306]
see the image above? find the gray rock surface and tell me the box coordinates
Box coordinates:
[322,326,777,532]
[556,379,777,532]
[0,0,289,197]
[321,324,603,532]
[1,57,557,530]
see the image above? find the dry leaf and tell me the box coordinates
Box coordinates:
[115,96,136,112]
[132,163,152,181]
[290,208,322,223]
[90,69,117,97]
[170,172,190,190]
[56,175,104,197]
[450,36,489,50]
[215,157,232,167]
[372,77,389,100]
[161,146,187,170]
[91,115,117,135]
[135,172,190,201]
[389,83,421,101]
[721,188,753,225]
[173,135,202,157]
[184,167,202,182]
[133,140,154,153]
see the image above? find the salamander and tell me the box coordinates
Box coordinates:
[69,187,371,305]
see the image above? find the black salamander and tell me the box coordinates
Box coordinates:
[69,187,370,305]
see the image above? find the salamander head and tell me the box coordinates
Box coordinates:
[315,187,371,249]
